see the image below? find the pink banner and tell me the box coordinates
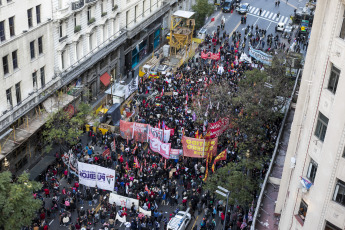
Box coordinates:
[149,127,164,142]
[149,133,171,159]
[170,149,182,160]
[206,118,230,138]
[201,51,221,60]
[133,123,149,142]
[120,120,134,140]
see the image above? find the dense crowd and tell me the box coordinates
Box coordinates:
[24,17,296,230]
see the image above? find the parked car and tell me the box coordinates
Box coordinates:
[236,3,250,14]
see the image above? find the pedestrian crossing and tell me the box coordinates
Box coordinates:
[248,6,289,24]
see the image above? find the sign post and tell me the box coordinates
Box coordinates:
[216,186,230,230]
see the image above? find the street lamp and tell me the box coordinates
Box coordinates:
[110,76,114,105]
[216,186,230,230]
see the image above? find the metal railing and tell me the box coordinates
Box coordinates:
[251,69,301,229]
[72,0,84,11]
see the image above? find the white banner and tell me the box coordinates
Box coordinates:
[139,207,152,217]
[163,129,171,143]
[109,193,139,209]
[115,213,127,223]
[78,162,115,191]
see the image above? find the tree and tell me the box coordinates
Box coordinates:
[43,102,93,153]
[192,0,214,29]
[0,172,42,230]
[204,157,264,207]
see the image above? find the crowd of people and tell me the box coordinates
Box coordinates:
[23,12,300,230]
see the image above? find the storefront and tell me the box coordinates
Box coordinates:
[132,40,148,69]
[153,29,161,49]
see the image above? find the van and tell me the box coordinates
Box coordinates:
[222,0,234,13]
[166,211,191,230]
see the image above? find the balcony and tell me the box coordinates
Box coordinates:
[85,0,97,3]
[58,29,126,86]
[126,2,170,38]
[72,0,84,11]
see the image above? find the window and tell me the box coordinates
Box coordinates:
[143,1,145,17]
[328,65,340,94]
[15,82,21,103]
[9,16,15,36]
[2,55,9,74]
[298,199,308,222]
[59,22,63,38]
[38,36,43,54]
[126,10,129,27]
[0,21,5,41]
[30,41,35,59]
[89,33,94,50]
[101,0,104,13]
[32,71,37,88]
[74,14,77,27]
[307,159,317,183]
[135,5,138,23]
[333,179,345,206]
[87,6,92,21]
[325,221,342,230]
[340,11,345,39]
[61,50,65,69]
[27,8,33,28]
[36,5,41,24]
[6,88,12,106]
[314,112,329,142]
[12,50,18,69]
[40,66,45,87]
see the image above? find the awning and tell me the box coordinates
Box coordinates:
[64,104,75,118]
[29,156,56,181]
[100,72,111,87]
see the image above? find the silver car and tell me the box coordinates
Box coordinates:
[236,3,250,14]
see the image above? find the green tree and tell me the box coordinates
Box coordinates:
[192,0,214,29]
[204,157,263,207]
[43,102,93,153]
[0,172,42,230]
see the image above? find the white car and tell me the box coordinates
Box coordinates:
[236,3,250,14]
[276,22,285,32]
[167,211,191,230]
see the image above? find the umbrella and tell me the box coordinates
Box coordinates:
[138,213,145,219]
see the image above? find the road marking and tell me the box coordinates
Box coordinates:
[229,20,242,38]
[49,220,54,226]
[261,10,266,16]
[264,11,269,17]
[276,16,280,21]
[191,216,199,229]
[280,0,298,9]
[250,7,255,13]
[267,21,272,30]
[254,8,259,14]
[253,17,260,26]
[283,17,289,24]
[279,16,284,23]
[247,13,283,24]
[268,12,274,19]
[95,202,102,213]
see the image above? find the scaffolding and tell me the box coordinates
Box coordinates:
[169,10,195,58]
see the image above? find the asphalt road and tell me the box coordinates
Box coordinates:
[45,1,309,229]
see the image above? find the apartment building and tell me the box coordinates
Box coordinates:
[275,0,345,229]
[0,0,55,172]
[0,0,194,173]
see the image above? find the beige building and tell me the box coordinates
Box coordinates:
[275,0,345,229]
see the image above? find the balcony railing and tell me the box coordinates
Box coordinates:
[85,0,97,3]
[72,0,84,11]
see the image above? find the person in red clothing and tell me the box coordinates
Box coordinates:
[44,188,50,198]
[40,211,46,221]
[221,212,225,225]
[43,224,48,230]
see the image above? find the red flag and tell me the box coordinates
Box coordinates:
[132,144,138,154]
[125,162,130,171]
[212,149,227,172]
[195,130,199,138]
[102,148,110,158]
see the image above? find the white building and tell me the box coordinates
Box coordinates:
[0,0,55,172]
[276,0,345,229]
[0,0,195,173]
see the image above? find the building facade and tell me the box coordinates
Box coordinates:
[275,0,345,229]
[0,0,194,173]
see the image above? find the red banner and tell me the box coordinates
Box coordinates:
[201,51,221,60]
[206,118,230,139]
[133,123,149,142]
[149,133,171,159]
[182,136,218,158]
[120,120,134,140]
[212,149,227,172]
